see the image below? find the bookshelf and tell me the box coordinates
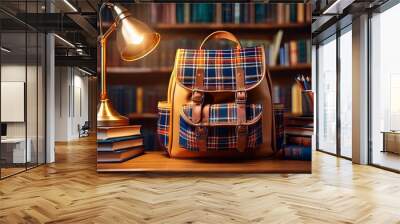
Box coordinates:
[155,23,309,30]
[104,3,312,148]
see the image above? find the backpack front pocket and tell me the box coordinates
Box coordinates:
[179,103,263,152]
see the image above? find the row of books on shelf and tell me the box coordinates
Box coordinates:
[97,126,144,163]
[282,115,313,160]
[147,3,311,24]
[114,38,311,70]
[108,85,167,115]
[273,85,292,111]
[279,39,311,66]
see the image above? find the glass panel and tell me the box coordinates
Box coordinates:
[26,0,39,169]
[38,32,45,165]
[27,31,38,169]
[371,4,400,171]
[1,31,27,177]
[339,28,352,158]
[317,36,337,154]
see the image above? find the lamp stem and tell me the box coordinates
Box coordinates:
[100,38,107,100]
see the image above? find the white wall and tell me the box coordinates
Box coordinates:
[1,65,36,138]
[54,67,89,141]
[1,63,46,164]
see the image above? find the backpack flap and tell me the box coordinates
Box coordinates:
[175,46,265,92]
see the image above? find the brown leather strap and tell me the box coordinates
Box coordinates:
[236,125,248,152]
[195,126,207,152]
[236,92,247,152]
[235,50,247,152]
[191,91,204,124]
[192,50,205,124]
[196,104,210,152]
[199,31,242,49]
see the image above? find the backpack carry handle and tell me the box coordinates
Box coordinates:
[199,31,242,49]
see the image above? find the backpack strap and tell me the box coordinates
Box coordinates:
[199,31,241,49]
[192,50,207,150]
[192,50,205,124]
[235,50,248,152]
[197,104,210,152]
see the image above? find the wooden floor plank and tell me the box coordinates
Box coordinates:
[0,136,399,224]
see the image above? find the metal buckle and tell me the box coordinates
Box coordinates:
[236,125,248,136]
[191,91,204,104]
[235,91,247,104]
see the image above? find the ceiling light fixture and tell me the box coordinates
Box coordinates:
[78,67,94,76]
[0,47,11,53]
[63,0,78,12]
[322,0,354,15]
[54,34,76,48]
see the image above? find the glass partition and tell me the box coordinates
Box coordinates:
[1,31,28,177]
[0,1,46,179]
[339,27,352,158]
[370,4,400,171]
[317,35,337,154]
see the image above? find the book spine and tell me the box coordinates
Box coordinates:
[297,3,305,23]
[305,3,312,22]
[215,3,222,24]
[248,3,255,24]
[279,47,285,66]
[285,4,290,23]
[289,40,298,65]
[283,145,311,160]
[234,3,240,24]
[176,3,184,24]
[277,4,284,24]
[284,43,290,66]
[184,3,190,24]
[290,4,297,23]
[136,87,143,114]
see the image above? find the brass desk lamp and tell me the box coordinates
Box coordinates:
[97,3,160,127]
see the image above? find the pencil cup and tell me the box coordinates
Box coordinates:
[301,90,314,116]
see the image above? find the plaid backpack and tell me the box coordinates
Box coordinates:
[158,31,276,158]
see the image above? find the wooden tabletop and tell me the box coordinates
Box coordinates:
[97,151,311,173]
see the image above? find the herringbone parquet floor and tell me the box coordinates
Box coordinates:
[0,136,399,224]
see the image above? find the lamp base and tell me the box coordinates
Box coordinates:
[97,98,129,127]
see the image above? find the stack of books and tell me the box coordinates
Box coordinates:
[283,115,313,160]
[97,125,144,163]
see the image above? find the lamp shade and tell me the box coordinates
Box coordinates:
[112,4,160,61]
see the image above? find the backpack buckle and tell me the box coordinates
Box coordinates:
[235,91,247,104]
[191,90,204,104]
[236,125,248,135]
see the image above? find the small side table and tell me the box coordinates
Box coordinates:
[381,131,400,154]
[1,138,32,163]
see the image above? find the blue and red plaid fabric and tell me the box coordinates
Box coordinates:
[182,103,262,124]
[176,46,264,91]
[157,107,170,149]
[179,117,263,151]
